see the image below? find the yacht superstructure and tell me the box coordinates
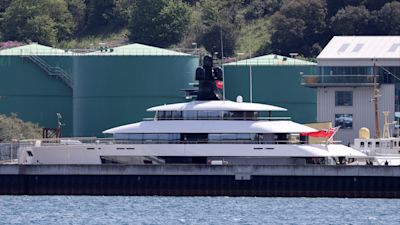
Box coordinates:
[18,56,366,165]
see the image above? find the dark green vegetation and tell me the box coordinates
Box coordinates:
[1,0,400,57]
[0,113,42,141]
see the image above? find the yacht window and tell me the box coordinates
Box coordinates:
[157,111,165,120]
[129,134,143,140]
[375,141,380,147]
[165,111,172,119]
[237,133,251,140]
[368,142,372,147]
[158,134,169,141]
[197,111,208,119]
[395,141,398,147]
[169,133,180,141]
[360,142,365,148]
[171,111,182,119]
[221,133,237,140]
[209,134,221,141]
[183,111,197,120]
[143,134,158,140]
[207,111,221,118]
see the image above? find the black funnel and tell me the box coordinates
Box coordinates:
[196,55,223,100]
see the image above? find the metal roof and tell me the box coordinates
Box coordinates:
[224,54,316,66]
[0,43,73,56]
[85,43,191,56]
[318,36,400,59]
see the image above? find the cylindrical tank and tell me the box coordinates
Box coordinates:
[73,44,198,136]
[359,127,370,139]
[0,44,74,136]
[224,55,317,123]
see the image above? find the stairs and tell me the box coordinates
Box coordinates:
[23,55,73,88]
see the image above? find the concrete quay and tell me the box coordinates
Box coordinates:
[0,165,399,197]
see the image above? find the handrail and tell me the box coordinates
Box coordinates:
[22,55,73,88]
[143,117,291,121]
[18,137,338,146]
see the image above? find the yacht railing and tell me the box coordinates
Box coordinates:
[143,117,291,121]
[18,137,338,146]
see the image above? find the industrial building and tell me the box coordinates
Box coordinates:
[0,43,74,136]
[302,36,400,144]
[224,54,317,123]
[1,43,319,138]
[0,43,198,137]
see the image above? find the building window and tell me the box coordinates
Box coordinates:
[335,114,353,129]
[335,91,353,106]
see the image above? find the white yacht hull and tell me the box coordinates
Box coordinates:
[19,142,365,165]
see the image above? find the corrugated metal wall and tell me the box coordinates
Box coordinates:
[317,84,395,144]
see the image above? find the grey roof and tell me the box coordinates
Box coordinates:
[318,36,400,59]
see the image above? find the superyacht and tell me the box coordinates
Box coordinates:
[18,56,366,165]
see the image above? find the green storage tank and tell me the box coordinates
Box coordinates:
[0,44,74,136]
[224,54,317,123]
[74,43,198,136]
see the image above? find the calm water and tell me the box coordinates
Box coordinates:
[0,196,399,225]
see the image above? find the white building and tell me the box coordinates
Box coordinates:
[302,36,400,144]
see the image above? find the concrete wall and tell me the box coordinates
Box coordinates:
[317,84,395,144]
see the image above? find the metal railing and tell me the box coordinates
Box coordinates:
[0,142,19,163]
[23,55,73,88]
[301,75,381,87]
[143,117,291,121]
[18,137,333,146]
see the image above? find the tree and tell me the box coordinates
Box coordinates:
[85,0,116,32]
[242,0,282,20]
[269,0,328,57]
[270,13,306,55]
[25,15,57,46]
[113,0,136,27]
[375,1,400,34]
[331,5,373,35]
[128,0,191,47]
[0,114,42,142]
[1,0,74,45]
[65,0,87,33]
[195,0,242,57]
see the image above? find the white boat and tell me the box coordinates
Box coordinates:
[18,56,366,165]
[353,112,400,165]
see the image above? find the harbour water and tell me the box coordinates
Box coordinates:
[0,196,399,224]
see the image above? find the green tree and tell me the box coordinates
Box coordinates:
[1,0,74,45]
[113,0,136,27]
[85,0,116,32]
[0,114,42,142]
[25,15,57,46]
[242,0,282,20]
[196,0,242,57]
[331,5,373,35]
[128,0,191,47]
[269,0,327,57]
[375,1,400,34]
[66,0,86,33]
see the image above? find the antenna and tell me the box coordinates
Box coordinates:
[220,28,225,101]
[372,59,380,138]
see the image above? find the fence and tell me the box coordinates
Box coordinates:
[0,143,19,162]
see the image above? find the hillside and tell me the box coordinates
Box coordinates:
[0,0,399,58]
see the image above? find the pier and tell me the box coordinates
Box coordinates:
[0,165,399,198]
